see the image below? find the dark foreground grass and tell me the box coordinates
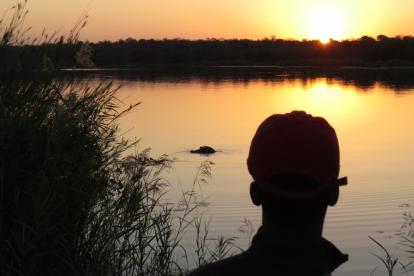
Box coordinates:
[0,2,240,275]
[0,74,239,276]
[0,76,151,275]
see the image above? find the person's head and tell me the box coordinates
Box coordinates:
[247,111,347,228]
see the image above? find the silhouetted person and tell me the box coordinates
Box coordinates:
[189,111,348,276]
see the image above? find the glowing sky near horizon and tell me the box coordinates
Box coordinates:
[0,0,413,42]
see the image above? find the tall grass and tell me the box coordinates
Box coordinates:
[369,212,414,276]
[1,2,239,275]
[369,236,407,276]
[401,212,414,273]
[0,0,89,73]
[0,77,237,275]
[0,77,145,274]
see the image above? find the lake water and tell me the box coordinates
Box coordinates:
[83,68,414,275]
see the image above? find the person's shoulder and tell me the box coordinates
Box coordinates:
[188,251,250,276]
[187,247,334,276]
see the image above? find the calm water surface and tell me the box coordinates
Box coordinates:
[90,70,414,275]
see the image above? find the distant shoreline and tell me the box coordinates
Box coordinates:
[4,36,414,73]
[57,65,414,91]
[61,64,414,73]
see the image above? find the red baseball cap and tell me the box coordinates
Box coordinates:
[247,111,347,198]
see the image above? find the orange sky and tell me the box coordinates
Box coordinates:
[1,0,413,42]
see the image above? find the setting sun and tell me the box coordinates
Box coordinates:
[308,6,344,43]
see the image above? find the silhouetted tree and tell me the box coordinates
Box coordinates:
[3,35,414,71]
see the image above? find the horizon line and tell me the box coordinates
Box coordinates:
[80,34,414,43]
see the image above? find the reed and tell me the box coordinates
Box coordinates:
[0,2,239,275]
[369,236,410,276]
[0,61,239,276]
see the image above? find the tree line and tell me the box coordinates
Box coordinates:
[2,35,414,72]
[92,35,414,67]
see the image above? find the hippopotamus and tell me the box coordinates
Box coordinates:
[190,146,216,154]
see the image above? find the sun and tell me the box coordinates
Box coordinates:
[308,6,344,43]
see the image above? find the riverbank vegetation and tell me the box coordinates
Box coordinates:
[0,2,239,275]
[1,75,241,276]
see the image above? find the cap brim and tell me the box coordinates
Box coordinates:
[256,176,348,198]
[337,177,348,186]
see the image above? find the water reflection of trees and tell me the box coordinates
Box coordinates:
[65,67,414,93]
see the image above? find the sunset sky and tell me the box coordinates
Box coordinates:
[1,0,413,42]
